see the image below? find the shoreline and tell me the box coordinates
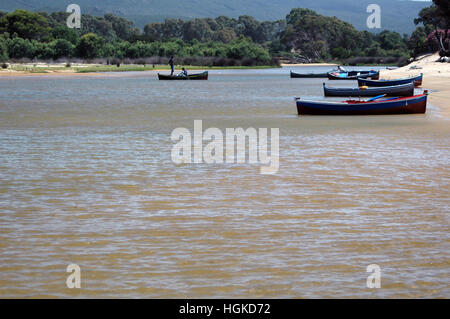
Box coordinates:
[423,76,450,118]
[380,53,450,117]
[0,63,280,76]
[280,63,338,67]
[1,56,448,116]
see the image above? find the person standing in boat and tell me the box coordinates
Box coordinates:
[169,56,175,75]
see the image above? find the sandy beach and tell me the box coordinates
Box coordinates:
[379,53,450,116]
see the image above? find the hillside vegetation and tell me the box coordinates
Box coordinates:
[0,0,430,34]
[0,2,447,67]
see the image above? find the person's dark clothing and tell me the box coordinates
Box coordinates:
[169,58,174,75]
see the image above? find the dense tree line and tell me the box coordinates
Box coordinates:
[0,10,273,65]
[410,0,449,57]
[142,15,286,44]
[0,3,448,65]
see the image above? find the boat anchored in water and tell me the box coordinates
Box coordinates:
[290,70,328,78]
[158,71,209,80]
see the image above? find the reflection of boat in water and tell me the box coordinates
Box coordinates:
[290,71,328,78]
[158,71,209,80]
[323,82,414,97]
[358,73,423,87]
[327,70,379,80]
[296,92,428,115]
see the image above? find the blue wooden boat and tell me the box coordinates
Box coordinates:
[290,71,328,78]
[296,92,428,115]
[358,73,423,87]
[323,82,414,97]
[327,70,379,80]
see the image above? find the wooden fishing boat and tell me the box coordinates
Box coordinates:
[358,73,423,87]
[327,70,379,80]
[323,82,414,97]
[296,92,428,115]
[290,71,328,78]
[158,71,208,80]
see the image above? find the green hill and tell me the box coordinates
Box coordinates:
[0,0,430,34]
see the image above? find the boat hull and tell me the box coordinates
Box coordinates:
[290,71,328,78]
[158,71,208,80]
[327,70,379,80]
[296,94,427,115]
[358,74,423,87]
[323,82,414,97]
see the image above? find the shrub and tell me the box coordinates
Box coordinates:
[0,40,8,61]
[77,33,104,59]
[7,37,36,59]
[52,39,75,59]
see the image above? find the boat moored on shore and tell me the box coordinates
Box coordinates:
[296,92,428,115]
[327,70,379,80]
[323,82,415,97]
[358,73,423,87]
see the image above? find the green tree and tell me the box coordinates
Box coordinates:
[236,16,263,43]
[7,37,36,59]
[415,0,450,54]
[0,10,51,41]
[81,15,116,42]
[0,38,8,61]
[378,30,406,51]
[77,33,104,59]
[331,47,350,59]
[35,41,54,60]
[213,28,237,43]
[408,27,428,57]
[183,19,214,42]
[286,8,318,25]
[52,39,75,59]
[225,37,270,62]
[104,13,140,40]
[52,26,79,45]
[281,8,365,61]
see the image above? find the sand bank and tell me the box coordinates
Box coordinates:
[281,63,338,67]
[380,53,450,116]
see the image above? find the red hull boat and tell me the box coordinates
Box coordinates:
[296,92,428,115]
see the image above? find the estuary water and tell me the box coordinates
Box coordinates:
[0,66,448,298]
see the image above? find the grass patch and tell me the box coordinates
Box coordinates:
[8,65,75,73]
[9,65,50,73]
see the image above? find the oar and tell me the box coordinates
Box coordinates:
[367,94,386,102]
